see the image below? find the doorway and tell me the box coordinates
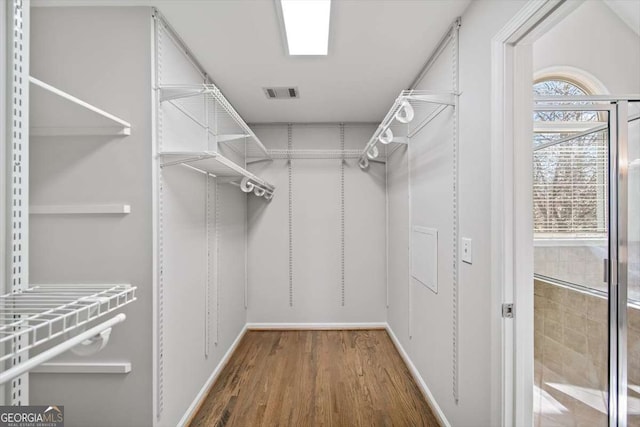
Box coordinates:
[491,1,640,426]
[532,96,640,425]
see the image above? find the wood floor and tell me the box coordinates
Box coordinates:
[189,330,440,427]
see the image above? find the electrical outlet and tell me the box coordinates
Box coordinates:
[462,238,472,264]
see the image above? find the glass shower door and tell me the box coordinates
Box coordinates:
[626,101,640,427]
[533,104,612,426]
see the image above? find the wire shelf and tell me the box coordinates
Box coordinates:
[0,284,136,364]
[159,151,275,198]
[359,90,457,167]
[158,84,270,159]
[262,149,368,160]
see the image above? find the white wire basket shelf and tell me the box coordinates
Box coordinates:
[30,77,132,137]
[158,84,270,159]
[0,284,136,366]
[159,151,275,199]
[359,90,457,169]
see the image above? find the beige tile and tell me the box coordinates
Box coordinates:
[629,306,640,333]
[541,384,576,414]
[535,332,544,360]
[541,364,566,384]
[535,280,548,297]
[629,360,640,386]
[586,338,607,372]
[547,300,563,324]
[546,318,564,343]
[564,328,587,354]
[629,330,640,361]
[586,319,606,340]
[543,337,565,373]
[566,291,588,315]
[562,347,588,372]
[548,285,568,305]
[564,311,587,334]
[536,294,548,312]
[574,405,607,427]
[586,295,608,322]
[536,307,545,333]
[627,415,640,427]
[538,413,577,427]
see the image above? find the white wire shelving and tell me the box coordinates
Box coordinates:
[158,84,270,159]
[29,77,132,136]
[264,149,365,160]
[159,151,275,199]
[359,90,457,169]
[0,284,136,384]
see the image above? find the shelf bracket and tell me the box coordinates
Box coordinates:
[216,134,250,143]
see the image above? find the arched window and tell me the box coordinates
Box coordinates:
[532,76,607,236]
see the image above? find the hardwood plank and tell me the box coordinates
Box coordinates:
[189,330,441,427]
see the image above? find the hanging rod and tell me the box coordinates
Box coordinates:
[359,90,457,169]
[0,314,126,385]
[533,112,640,151]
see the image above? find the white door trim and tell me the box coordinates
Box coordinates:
[490,1,581,425]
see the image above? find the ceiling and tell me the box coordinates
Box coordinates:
[603,0,640,37]
[32,0,471,123]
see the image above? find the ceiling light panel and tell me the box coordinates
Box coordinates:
[280,0,331,55]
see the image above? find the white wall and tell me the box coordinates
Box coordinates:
[28,7,153,426]
[26,8,250,427]
[386,1,529,426]
[533,0,640,94]
[155,17,247,427]
[247,124,386,324]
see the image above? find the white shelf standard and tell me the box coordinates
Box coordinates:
[30,77,132,136]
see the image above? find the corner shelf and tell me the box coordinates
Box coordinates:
[30,77,132,136]
[159,151,275,199]
[0,284,136,383]
[158,84,270,159]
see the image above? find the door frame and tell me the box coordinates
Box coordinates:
[490,1,582,425]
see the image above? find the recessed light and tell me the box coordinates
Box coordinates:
[279,0,331,56]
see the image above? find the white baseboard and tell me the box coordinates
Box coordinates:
[385,324,451,427]
[178,325,248,427]
[246,322,387,330]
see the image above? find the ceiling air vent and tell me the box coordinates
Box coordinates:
[263,87,299,99]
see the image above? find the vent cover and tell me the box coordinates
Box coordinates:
[263,87,299,99]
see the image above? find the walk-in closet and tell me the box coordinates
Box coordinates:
[1,1,639,426]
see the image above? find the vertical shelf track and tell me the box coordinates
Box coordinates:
[8,0,29,406]
[215,180,220,345]
[451,21,461,404]
[154,12,165,419]
[288,124,294,307]
[340,124,346,306]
